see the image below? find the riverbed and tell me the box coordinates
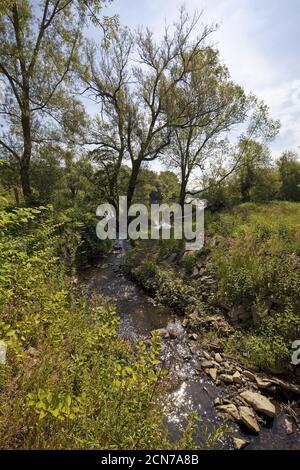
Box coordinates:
[79,243,300,450]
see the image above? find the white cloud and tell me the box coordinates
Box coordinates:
[108,0,300,156]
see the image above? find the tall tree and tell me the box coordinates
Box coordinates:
[0,0,113,204]
[82,8,217,210]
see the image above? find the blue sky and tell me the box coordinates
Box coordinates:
[104,0,300,159]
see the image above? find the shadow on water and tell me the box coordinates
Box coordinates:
[79,241,300,450]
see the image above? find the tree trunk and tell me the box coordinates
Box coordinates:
[20,157,32,205]
[126,159,142,209]
[20,99,33,205]
[179,179,187,209]
[13,187,20,205]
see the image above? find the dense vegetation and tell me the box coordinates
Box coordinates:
[124,202,300,375]
[0,0,299,451]
[0,206,200,449]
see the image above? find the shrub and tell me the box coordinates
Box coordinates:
[0,208,191,450]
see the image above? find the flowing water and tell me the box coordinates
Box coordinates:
[79,242,300,450]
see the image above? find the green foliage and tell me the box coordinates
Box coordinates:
[204,202,300,373]
[123,241,196,314]
[0,208,188,450]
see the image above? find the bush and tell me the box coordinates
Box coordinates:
[0,208,192,450]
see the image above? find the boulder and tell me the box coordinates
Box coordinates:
[201,360,214,368]
[217,404,240,422]
[255,375,275,390]
[232,371,243,384]
[208,368,218,381]
[214,397,222,406]
[239,406,260,433]
[219,374,234,384]
[240,391,276,418]
[243,370,256,382]
[232,437,250,450]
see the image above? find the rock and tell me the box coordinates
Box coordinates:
[243,370,256,382]
[217,404,240,422]
[189,333,198,340]
[283,416,294,435]
[232,437,250,450]
[201,360,214,368]
[255,375,274,390]
[203,351,211,360]
[239,406,260,433]
[182,318,189,328]
[214,397,222,406]
[233,371,243,384]
[208,368,218,381]
[240,391,276,418]
[215,353,223,363]
[219,374,234,384]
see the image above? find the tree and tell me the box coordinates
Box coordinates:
[277,151,300,201]
[82,8,217,212]
[187,103,280,201]
[0,0,113,204]
[237,140,271,202]
[163,47,253,207]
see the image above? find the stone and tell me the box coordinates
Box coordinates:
[239,406,260,433]
[255,375,274,390]
[243,370,256,381]
[217,404,240,422]
[232,371,243,384]
[189,333,198,340]
[232,437,250,450]
[208,368,218,381]
[219,374,234,384]
[203,351,211,360]
[182,318,189,328]
[283,417,294,435]
[214,397,222,406]
[201,360,214,368]
[240,391,276,418]
[215,353,223,363]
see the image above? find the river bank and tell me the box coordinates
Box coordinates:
[79,241,300,450]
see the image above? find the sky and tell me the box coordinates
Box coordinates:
[104,0,300,160]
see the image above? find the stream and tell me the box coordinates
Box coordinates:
[79,241,300,450]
